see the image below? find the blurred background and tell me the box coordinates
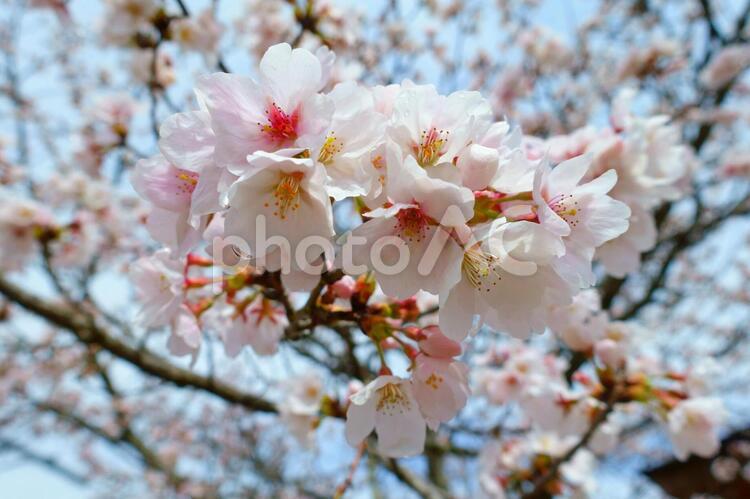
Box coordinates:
[1,0,750,497]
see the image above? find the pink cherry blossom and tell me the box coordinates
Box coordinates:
[221,297,287,357]
[412,355,469,430]
[130,249,184,328]
[197,43,333,169]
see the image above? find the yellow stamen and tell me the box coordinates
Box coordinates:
[413,127,449,167]
[272,171,304,220]
[425,373,444,390]
[376,383,411,415]
[317,133,343,165]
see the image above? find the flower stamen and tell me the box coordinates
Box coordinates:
[272,171,304,220]
[413,127,449,167]
[548,193,581,227]
[462,245,501,292]
[395,207,429,243]
[376,383,411,415]
[318,133,343,165]
[175,170,199,196]
[259,102,299,144]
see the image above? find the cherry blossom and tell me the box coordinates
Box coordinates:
[223,149,334,290]
[0,192,53,271]
[279,373,325,444]
[130,249,184,328]
[169,10,222,55]
[197,43,333,169]
[0,5,741,495]
[308,81,385,200]
[533,155,630,287]
[667,398,728,461]
[439,220,574,340]
[346,151,471,299]
[345,375,426,457]
[699,44,750,90]
[221,297,287,357]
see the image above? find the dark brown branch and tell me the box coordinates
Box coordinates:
[699,0,725,44]
[0,272,277,413]
[618,195,750,320]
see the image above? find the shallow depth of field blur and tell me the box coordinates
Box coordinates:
[1,0,750,498]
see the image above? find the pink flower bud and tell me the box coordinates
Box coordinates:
[329,275,356,299]
[418,325,462,359]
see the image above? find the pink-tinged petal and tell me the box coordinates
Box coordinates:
[168,306,201,357]
[396,156,474,226]
[439,278,477,341]
[596,238,640,278]
[196,73,267,167]
[532,163,571,237]
[457,144,499,190]
[260,43,323,106]
[419,325,463,358]
[575,168,618,197]
[146,207,203,257]
[222,317,249,358]
[189,166,223,217]
[357,223,462,299]
[130,249,183,328]
[224,153,332,261]
[373,382,426,457]
[281,264,324,293]
[553,243,596,288]
[577,194,631,247]
[413,357,469,427]
[132,155,198,212]
[159,110,215,172]
[365,202,417,219]
[250,319,284,356]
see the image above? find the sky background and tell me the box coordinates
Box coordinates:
[0,0,674,497]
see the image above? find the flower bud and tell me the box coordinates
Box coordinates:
[418,325,462,359]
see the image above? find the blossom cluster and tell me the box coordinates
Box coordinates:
[119,42,724,459]
[475,297,727,494]
[536,91,696,277]
[3,1,746,496]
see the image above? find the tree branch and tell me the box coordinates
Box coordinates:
[0,272,277,413]
[521,382,620,499]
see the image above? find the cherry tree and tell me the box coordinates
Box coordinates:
[0,0,748,497]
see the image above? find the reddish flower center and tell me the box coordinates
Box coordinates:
[259,102,299,144]
[395,206,430,243]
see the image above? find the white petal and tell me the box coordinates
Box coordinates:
[345,397,376,447]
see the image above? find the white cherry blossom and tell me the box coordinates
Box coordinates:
[667,398,728,461]
[345,375,426,457]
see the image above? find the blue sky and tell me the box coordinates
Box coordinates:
[0,1,647,497]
